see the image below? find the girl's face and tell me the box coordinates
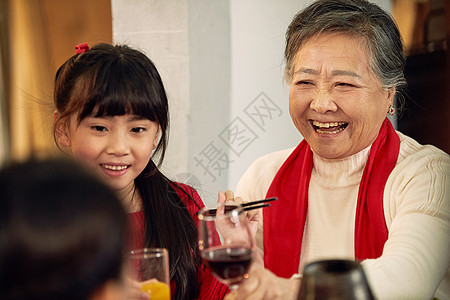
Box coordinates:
[57,113,160,197]
[288,32,394,159]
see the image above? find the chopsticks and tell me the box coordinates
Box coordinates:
[243,203,270,211]
[238,197,278,212]
[201,197,278,216]
[241,197,278,208]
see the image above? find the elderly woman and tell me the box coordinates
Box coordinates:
[227,0,450,299]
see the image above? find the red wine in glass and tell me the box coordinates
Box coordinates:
[198,206,255,290]
[202,246,253,285]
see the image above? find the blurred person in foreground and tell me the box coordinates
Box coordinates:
[226,0,450,299]
[0,158,128,300]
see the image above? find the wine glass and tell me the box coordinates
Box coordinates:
[128,248,171,300]
[197,205,255,291]
[297,259,375,300]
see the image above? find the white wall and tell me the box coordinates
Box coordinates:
[112,0,392,207]
[185,0,232,205]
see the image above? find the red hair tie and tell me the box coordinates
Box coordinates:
[75,42,89,54]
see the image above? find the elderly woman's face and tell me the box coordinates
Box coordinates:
[289,32,395,159]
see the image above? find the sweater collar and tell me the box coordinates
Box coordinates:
[312,145,371,187]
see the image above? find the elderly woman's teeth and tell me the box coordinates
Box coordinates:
[312,121,348,134]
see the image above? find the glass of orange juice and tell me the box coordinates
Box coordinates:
[128,248,170,300]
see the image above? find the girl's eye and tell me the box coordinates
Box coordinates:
[131,127,146,133]
[92,126,107,132]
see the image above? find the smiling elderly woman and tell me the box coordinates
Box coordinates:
[229,0,450,299]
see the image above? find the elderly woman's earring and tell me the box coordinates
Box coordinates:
[388,105,395,116]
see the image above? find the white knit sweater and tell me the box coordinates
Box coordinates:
[236,132,450,300]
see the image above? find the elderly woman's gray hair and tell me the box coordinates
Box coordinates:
[285,0,406,96]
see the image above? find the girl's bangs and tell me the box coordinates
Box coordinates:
[79,73,158,122]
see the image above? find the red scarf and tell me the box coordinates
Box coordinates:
[264,119,400,277]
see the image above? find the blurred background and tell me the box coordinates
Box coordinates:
[0,0,448,206]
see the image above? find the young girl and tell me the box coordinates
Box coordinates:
[53,42,229,300]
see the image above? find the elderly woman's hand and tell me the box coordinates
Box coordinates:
[224,265,300,300]
[218,190,260,239]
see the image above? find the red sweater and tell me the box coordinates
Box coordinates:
[128,183,229,300]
